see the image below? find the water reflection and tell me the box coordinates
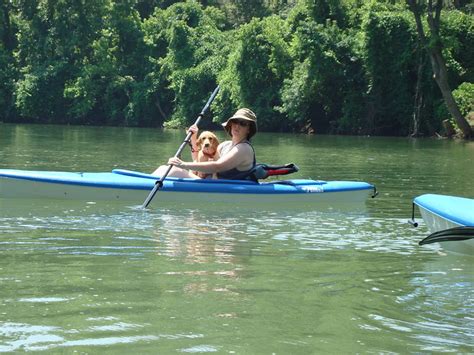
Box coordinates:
[1,203,433,257]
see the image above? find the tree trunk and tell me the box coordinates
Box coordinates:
[430,48,472,136]
[154,96,167,123]
[411,49,424,137]
[407,0,472,139]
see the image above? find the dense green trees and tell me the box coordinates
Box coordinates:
[407,0,472,138]
[363,6,418,135]
[0,0,472,137]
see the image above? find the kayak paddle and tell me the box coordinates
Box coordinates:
[419,226,474,245]
[142,85,220,208]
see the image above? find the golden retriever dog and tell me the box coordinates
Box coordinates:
[193,131,220,178]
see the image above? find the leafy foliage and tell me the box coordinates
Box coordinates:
[436,82,474,121]
[453,82,474,117]
[218,16,292,131]
[362,6,418,135]
[440,10,474,84]
[0,44,15,121]
[0,0,472,137]
[153,2,227,127]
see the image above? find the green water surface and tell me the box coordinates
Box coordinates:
[0,123,473,353]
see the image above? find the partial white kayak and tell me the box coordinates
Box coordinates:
[413,194,474,255]
[0,169,377,211]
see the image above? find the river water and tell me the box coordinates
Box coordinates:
[0,123,473,353]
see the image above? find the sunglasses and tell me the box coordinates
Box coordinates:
[231,119,250,127]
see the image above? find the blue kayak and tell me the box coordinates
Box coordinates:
[413,194,474,255]
[0,168,377,210]
[414,194,474,227]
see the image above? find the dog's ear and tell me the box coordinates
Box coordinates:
[212,134,220,148]
[196,134,203,149]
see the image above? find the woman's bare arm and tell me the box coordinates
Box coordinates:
[168,143,251,173]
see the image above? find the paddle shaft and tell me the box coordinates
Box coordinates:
[142,86,220,208]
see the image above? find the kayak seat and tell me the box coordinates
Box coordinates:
[241,163,299,182]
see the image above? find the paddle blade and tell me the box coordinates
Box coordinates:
[419,226,474,245]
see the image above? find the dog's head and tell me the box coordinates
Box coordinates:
[197,131,219,156]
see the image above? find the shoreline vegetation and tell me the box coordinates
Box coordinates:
[0,0,472,138]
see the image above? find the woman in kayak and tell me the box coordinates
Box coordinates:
[153,108,257,180]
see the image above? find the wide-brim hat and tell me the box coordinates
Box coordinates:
[222,108,257,139]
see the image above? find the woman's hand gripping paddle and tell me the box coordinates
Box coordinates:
[142,86,220,208]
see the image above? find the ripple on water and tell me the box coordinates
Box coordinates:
[0,319,204,352]
[0,207,435,257]
[18,297,70,303]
